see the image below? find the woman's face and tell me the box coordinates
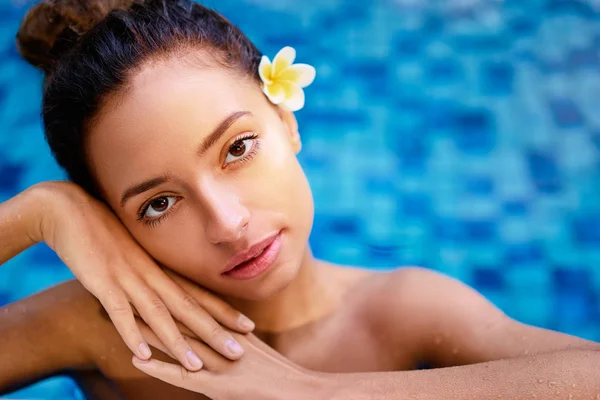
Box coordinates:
[86,55,314,300]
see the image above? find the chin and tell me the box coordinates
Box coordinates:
[229,255,302,301]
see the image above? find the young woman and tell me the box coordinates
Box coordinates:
[1,0,599,399]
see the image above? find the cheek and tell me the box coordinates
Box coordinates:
[123,213,217,279]
[252,138,314,236]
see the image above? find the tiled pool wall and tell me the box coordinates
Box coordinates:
[1,0,600,398]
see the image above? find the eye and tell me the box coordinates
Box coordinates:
[143,196,177,218]
[225,136,256,164]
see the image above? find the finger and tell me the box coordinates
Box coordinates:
[123,276,204,371]
[132,356,212,394]
[146,273,246,361]
[136,319,176,359]
[98,285,153,361]
[165,269,255,332]
[137,319,227,371]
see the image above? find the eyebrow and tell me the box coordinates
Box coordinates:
[119,110,251,207]
[197,110,252,156]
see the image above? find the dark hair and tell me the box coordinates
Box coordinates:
[16,0,262,198]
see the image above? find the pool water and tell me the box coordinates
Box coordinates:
[1,0,600,398]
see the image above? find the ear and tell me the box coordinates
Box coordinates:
[278,109,302,154]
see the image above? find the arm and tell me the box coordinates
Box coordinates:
[328,267,600,399]
[0,280,94,394]
[326,349,600,399]
[0,184,47,264]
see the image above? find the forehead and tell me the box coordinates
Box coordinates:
[86,56,264,198]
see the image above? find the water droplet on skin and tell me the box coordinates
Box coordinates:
[434,336,442,345]
[523,350,529,355]
[531,394,536,398]
[452,348,459,354]
[100,355,107,361]
[17,214,22,221]
[548,381,557,388]
[537,379,544,384]
[571,384,576,388]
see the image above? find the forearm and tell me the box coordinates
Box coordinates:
[0,281,93,394]
[0,184,47,264]
[323,349,600,400]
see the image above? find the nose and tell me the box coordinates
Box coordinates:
[198,179,250,244]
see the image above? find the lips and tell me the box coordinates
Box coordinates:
[223,232,280,273]
[222,232,283,280]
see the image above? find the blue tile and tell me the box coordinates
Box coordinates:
[366,243,399,263]
[592,130,600,151]
[394,36,423,58]
[465,176,494,196]
[526,150,562,194]
[553,267,592,292]
[464,220,497,242]
[554,292,594,330]
[450,109,496,154]
[472,267,506,291]
[504,242,545,265]
[480,61,514,96]
[31,244,62,265]
[400,193,431,218]
[426,58,464,84]
[0,161,25,193]
[421,13,445,36]
[0,290,10,307]
[566,47,599,70]
[365,175,395,195]
[545,0,598,17]
[503,200,529,216]
[451,34,509,53]
[548,98,585,128]
[572,214,600,245]
[328,216,361,236]
[508,15,539,36]
[435,218,467,242]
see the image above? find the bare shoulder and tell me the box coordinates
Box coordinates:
[346,267,506,364]
[350,267,598,368]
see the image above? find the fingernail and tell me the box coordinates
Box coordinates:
[186,350,203,369]
[238,314,255,330]
[138,343,152,359]
[226,339,244,356]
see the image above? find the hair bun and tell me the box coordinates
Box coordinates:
[16,0,135,72]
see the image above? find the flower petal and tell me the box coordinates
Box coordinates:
[272,46,296,76]
[263,82,285,104]
[258,56,273,84]
[279,81,305,112]
[277,64,316,88]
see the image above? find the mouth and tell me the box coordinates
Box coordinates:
[222,231,283,280]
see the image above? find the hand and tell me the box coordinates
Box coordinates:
[132,324,333,400]
[33,181,255,370]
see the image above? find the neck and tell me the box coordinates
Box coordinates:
[224,247,339,333]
